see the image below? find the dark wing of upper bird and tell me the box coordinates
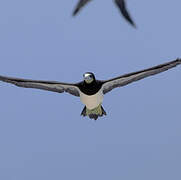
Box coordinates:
[102,59,181,94]
[114,0,135,27]
[73,0,92,16]
[0,75,80,97]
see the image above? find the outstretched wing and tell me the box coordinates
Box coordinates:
[73,0,92,16]
[0,75,80,97]
[102,59,181,94]
[114,0,136,27]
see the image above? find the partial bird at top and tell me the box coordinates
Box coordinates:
[73,0,136,27]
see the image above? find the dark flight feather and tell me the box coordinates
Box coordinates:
[102,59,181,94]
[73,0,92,16]
[73,0,135,27]
[0,75,80,97]
[114,0,136,27]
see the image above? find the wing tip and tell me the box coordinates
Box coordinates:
[172,58,181,65]
[176,58,181,63]
[72,9,78,16]
[130,21,137,28]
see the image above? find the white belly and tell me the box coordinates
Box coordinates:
[80,90,103,110]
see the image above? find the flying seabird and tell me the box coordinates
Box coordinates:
[0,59,180,120]
[73,0,136,27]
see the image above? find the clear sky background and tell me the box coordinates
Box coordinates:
[0,0,181,179]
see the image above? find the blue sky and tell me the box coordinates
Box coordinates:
[0,0,181,179]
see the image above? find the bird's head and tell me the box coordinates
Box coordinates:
[83,72,95,84]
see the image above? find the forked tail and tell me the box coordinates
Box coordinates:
[81,104,107,120]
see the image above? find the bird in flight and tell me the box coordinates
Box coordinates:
[0,59,180,120]
[73,0,136,27]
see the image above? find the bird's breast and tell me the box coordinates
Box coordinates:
[80,90,103,110]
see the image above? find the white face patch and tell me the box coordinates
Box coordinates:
[84,73,91,78]
[83,73,93,84]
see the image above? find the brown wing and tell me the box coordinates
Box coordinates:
[102,59,181,94]
[0,75,80,96]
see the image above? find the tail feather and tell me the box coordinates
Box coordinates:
[81,106,86,116]
[89,114,99,120]
[101,106,107,116]
[81,105,107,120]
